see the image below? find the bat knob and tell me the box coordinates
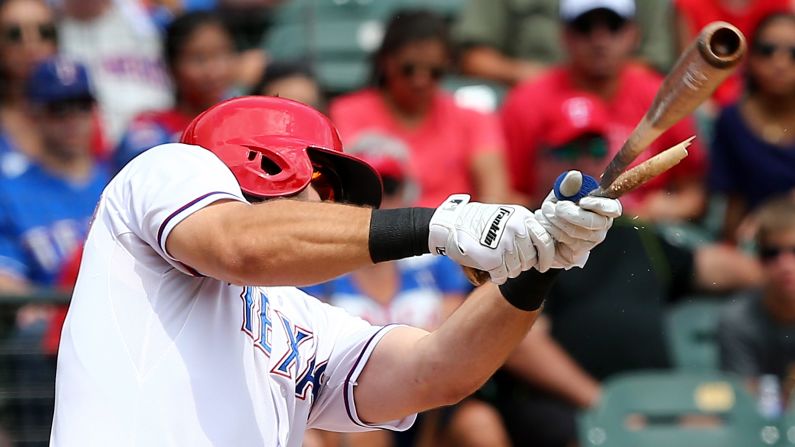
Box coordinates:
[553,171,599,202]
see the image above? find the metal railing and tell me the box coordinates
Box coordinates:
[0,292,70,447]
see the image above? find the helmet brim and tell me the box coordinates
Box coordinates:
[307,147,383,208]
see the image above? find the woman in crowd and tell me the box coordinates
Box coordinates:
[251,58,325,112]
[673,0,791,106]
[330,9,513,207]
[709,12,795,243]
[0,0,56,160]
[114,10,236,170]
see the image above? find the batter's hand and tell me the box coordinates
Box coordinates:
[428,194,555,284]
[536,171,623,269]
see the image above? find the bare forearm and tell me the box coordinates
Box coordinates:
[472,151,513,203]
[460,47,546,85]
[695,244,762,292]
[169,199,375,286]
[356,284,539,422]
[504,322,600,408]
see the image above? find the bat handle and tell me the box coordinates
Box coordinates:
[553,171,600,202]
[464,171,600,286]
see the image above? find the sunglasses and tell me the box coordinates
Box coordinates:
[759,245,795,262]
[310,164,342,202]
[399,62,446,81]
[548,136,608,161]
[43,98,94,118]
[570,14,628,35]
[1,22,56,44]
[753,42,795,61]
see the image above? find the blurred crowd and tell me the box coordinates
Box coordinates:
[0,0,794,445]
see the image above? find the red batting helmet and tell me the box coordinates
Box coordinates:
[181,96,382,207]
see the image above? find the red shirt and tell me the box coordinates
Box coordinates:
[330,89,506,207]
[674,0,791,105]
[501,65,706,210]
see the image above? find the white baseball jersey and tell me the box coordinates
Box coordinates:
[50,143,415,446]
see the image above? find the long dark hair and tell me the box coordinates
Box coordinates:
[164,11,231,71]
[745,11,795,94]
[369,9,451,87]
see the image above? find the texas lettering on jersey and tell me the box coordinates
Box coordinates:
[241,287,327,402]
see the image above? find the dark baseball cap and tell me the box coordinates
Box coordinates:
[26,57,94,104]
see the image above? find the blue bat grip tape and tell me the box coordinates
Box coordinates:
[553,172,599,202]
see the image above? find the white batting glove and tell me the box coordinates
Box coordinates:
[428,194,555,284]
[536,174,622,269]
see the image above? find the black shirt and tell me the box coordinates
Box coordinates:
[543,218,695,380]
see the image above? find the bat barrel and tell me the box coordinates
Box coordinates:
[698,21,746,68]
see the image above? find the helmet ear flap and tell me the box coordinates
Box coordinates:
[245,149,282,176]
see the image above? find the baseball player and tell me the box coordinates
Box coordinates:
[50,96,621,446]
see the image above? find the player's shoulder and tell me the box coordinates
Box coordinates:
[122,143,222,172]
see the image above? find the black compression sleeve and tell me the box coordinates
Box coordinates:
[498,269,561,311]
[368,208,435,263]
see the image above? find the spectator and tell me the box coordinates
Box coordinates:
[331,10,514,207]
[709,12,795,243]
[114,10,236,171]
[452,0,675,85]
[303,140,509,447]
[0,0,57,160]
[0,57,109,292]
[718,194,795,387]
[0,56,109,440]
[501,0,707,221]
[673,0,791,106]
[58,0,173,145]
[251,59,324,112]
[484,120,761,446]
[218,0,281,90]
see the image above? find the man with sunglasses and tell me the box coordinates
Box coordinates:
[452,0,674,85]
[502,0,707,223]
[718,194,795,392]
[0,56,108,293]
[50,95,622,446]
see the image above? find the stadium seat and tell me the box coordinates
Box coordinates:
[778,393,795,446]
[578,370,779,447]
[263,0,392,93]
[665,298,723,372]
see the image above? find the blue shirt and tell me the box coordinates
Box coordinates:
[302,255,472,329]
[0,159,110,286]
[709,103,795,210]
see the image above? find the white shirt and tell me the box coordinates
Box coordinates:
[51,144,414,446]
[59,4,173,144]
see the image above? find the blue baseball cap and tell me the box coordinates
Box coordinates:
[26,57,95,104]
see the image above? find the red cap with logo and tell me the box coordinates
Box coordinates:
[546,93,609,148]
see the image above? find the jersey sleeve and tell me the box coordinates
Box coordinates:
[110,143,246,274]
[306,299,417,432]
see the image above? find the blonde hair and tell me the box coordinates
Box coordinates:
[756,193,795,245]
